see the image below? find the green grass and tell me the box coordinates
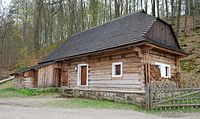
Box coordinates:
[0,87,34,97]
[48,98,142,111]
[0,80,14,89]
[47,98,200,112]
[0,87,60,98]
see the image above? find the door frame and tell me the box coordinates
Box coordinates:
[77,64,88,86]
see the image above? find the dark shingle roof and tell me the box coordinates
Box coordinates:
[10,62,54,75]
[40,10,183,63]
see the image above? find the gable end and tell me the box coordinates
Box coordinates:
[145,19,180,49]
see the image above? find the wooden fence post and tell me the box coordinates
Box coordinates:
[145,84,149,110]
[149,85,153,110]
[146,84,152,110]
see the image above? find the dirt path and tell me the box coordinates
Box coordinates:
[0,98,199,119]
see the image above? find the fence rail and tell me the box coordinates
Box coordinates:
[146,84,200,110]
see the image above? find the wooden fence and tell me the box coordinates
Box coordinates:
[146,84,200,110]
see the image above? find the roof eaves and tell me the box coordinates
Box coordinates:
[146,40,187,56]
[40,39,148,64]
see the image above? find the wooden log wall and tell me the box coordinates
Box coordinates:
[14,75,24,88]
[24,70,38,87]
[63,47,145,92]
[149,49,179,76]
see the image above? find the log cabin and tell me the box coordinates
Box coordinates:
[11,10,186,105]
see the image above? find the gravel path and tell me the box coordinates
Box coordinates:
[0,98,199,119]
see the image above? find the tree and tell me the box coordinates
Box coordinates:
[115,0,120,17]
[34,0,43,58]
[176,0,182,36]
[125,0,128,14]
[109,0,112,20]
[58,0,64,40]
[89,0,99,27]
[133,0,136,12]
[171,0,175,25]
[151,0,155,16]
[145,0,148,12]
[157,0,159,18]
[165,0,168,20]
[184,0,188,35]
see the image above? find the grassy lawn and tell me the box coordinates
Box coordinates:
[0,80,60,98]
[47,98,142,111]
[0,87,61,98]
[0,80,14,89]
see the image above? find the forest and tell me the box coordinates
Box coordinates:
[0,0,200,80]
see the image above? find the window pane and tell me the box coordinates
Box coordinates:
[165,66,168,76]
[115,65,121,75]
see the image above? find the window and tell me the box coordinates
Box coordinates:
[112,62,122,77]
[155,62,171,78]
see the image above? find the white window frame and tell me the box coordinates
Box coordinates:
[155,62,171,78]
[112,62,123,77]
[77,64,88,86]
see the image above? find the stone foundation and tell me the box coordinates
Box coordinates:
[63,88,145,106]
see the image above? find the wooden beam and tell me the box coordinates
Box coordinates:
[142,46,152,84]
[145,44,187,57]
[147,50,150,84]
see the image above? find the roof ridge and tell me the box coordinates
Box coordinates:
[68,9,146,39]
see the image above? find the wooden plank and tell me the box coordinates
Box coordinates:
[154,90,200,105]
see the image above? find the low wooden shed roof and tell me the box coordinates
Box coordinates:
[10,62,54,76]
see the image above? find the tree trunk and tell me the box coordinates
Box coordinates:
[176,0,181,36]
[145,0,148,13]
[133,0,136,12]
[115,0,120,18]
[129,0,132,13]
[59,0,64,40]
[165,0,168,20]
[80,0,85,31]
[184,0,188,35]
[120,0,123,15]
[109,0,112,20]
[151,0,155,16]
[125,0,128,14]
[156,0,159,18]
[171,0,175,25]
[34,0,43,59]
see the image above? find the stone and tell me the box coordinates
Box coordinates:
[63,89,145,106]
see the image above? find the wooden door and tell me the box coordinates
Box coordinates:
[61,67,68,86]
[81,66,87,85]
[53,68,62,87]
[33,71,38,87]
